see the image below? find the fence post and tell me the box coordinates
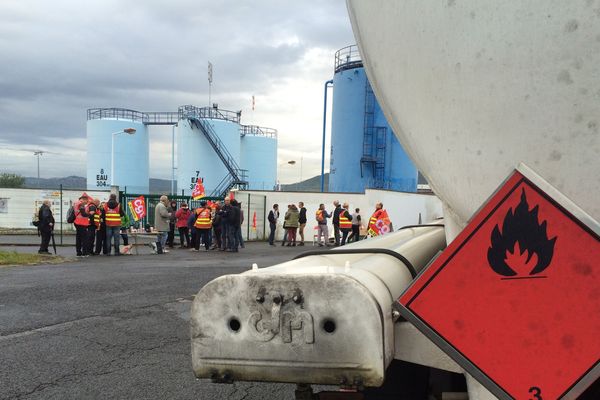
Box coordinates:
[263,195,267,241]
[60,184,63,245]
[247,193,250,240]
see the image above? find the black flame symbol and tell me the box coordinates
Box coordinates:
[487,189,557,277]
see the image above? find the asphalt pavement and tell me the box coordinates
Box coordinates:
[0,238,324,400]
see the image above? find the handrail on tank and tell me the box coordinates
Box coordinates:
[87,108,149,122]
[178,105,241,124]
[239,125,277,138]
[334,44,363,73]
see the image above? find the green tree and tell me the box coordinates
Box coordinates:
[0,173,25,188]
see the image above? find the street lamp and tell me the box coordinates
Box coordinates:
[33,150,44,188]
[111,128,136,187]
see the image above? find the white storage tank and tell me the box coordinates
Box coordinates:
[240,125,277,191]
[177,106,242,196]
[86,109,149,194]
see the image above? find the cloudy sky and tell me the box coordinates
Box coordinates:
[0,0,355,183]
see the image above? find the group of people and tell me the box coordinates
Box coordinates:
[37,192,388,255]
[268,200,384,247]
[72,192,130,257]
[267,202,307,246]
[153,195,245,254]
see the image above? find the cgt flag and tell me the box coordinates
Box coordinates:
[252,211,257,231]
[127,195,146,222]
[192,179,205,200]
[367,209,391,237]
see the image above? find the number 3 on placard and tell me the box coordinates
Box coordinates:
[529,386,542,400]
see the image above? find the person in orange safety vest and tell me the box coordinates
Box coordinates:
[73,193,90,257]
[193,201,212,251]
[103,193,124,256]
[339,202,353,246]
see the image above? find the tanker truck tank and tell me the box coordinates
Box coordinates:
[190,224,446,387]
[346,1,600,243]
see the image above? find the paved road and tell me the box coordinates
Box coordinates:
[0,241,324,400]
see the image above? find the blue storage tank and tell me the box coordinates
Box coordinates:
[240,126,278,190]
[177,106,242,196]
[329,45,417,193]
[86,109,149,194]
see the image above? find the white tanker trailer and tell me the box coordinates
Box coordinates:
[191,1,599,399]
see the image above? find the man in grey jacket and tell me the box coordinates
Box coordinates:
[154,195,171,254]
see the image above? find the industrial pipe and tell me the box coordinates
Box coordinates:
[320,79,333,192]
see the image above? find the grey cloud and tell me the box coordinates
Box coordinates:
[0,0,354,176]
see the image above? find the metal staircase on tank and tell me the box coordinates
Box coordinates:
[187,117,248,198]
[360,80,376,176]
[360,80,387,188]
[374,126,387,188]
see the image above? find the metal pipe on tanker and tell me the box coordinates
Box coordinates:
[190,223,446,387]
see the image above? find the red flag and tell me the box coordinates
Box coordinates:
[367,209,391,236]
[192,179,205,200]
[127,195,146,221]
[252,211,257,230]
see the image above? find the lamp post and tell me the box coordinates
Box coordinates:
[111,128,136,187]
[33,150,44,188]
[288,158,302,191]
[171,123,177,195]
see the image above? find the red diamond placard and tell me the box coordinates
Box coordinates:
[399,166,599,400]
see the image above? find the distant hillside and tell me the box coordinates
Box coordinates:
[22,176,175,194]
[24,176,86,189]
[280,174,329,192]
[18,172,421,194]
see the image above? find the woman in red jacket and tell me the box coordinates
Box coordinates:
[175,203,191,248]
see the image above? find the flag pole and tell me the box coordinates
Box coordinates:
[208,62,213,108]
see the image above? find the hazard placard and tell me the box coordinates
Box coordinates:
[398,165,599,400]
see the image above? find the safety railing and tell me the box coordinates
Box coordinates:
[178,105,241,124]
[334,44,363,73]
[144,112,179,125]
[87,108,149,122]
[240,125,278,138]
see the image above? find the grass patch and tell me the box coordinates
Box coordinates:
[0,251,66,267]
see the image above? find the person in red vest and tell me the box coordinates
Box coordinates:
[175,202,191,248]
[103,193,124,256]
[193,201,212,251]
[368,202,386,236]
[73,193,90,257]
[339,202,353,245]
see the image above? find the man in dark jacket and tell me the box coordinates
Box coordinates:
[332,200,342,246]
[267,204,279,246]
[219,198,232,251]
[298,202,307,246]
[37,200,55,254]
[87,199,99,256]
[227,199,241,252]
[167,200,177,248]
[94,201,108,255]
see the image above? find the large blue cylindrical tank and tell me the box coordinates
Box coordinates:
[329,46,417,193]
[240,126,277,190]
[177,111,241,196]
[86,110,149,194]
